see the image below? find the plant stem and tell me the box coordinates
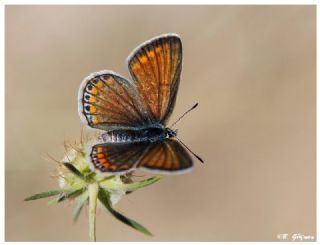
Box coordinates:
[88,182,99,242]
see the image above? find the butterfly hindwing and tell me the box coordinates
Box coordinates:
[139,139,193,173]
[78,71,151,131]
[90,138,192,175]
[90,141,149,174]
[127,34,182,125]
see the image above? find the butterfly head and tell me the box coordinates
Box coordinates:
[166,128,177,138]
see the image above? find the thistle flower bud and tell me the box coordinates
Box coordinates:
[25,134,161,240]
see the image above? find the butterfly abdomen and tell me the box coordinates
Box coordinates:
[101,127,166,143]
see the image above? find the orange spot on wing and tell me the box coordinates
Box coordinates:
[95,81,104,88]
[96,153,105,159]
[131,63,141,72]
[148,50,155,58]
[107,78,113,84]
[89,106,97,113]
[89,96,96,103]
[155,47,162,53]
[139,55,148,64]
[99,158,107,164]
[90,86,98,95]
[109,165,117,171]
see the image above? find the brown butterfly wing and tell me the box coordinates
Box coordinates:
[138,139,193,173]
[90,141,149,175]
[127,34,182,125]
[89,139,192,175]
[78,71,151,131]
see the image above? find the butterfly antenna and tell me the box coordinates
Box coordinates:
[175,136,204,163]
[170,103,199,128]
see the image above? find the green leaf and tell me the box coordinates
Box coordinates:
[47,198,60,205]
[98,188,152,236]
[122,176,161,192]
[101,176,161,193]
[57,188,85,202]
[24,189,69,201]
[72,191,89,223]
[63,162,85,180]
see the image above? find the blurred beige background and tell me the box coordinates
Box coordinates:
[5,5,316,241]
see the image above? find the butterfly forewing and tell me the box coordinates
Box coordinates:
[78,71,151,131]
[127,34,182,125]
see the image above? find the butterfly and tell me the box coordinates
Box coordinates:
[78,33,203,175]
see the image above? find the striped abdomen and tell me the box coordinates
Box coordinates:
[100,127,166,143]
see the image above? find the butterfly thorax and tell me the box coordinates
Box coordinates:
[100,126,176,144]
